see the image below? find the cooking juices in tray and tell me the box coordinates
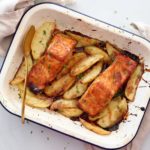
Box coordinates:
[10,21,144,135]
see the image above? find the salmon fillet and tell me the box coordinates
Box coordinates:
[28,33,76,93]
[47,33,76,62]
[78,54,138,116]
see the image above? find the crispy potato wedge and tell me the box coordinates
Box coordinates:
[67,52,87,68]
[106,42,120,60]
[60,108,83,118]
[23,25,35,57]
[71,54,103,76]
[125,64,144,101]
[79,118,110,135]
[97,97,127,128]
[57,52,87,79]
[84,46,110,63]
[89,97,128,128]
[10,55,33,85]
[51,99,78,110]
[80,61,103,84]
[65,30,100,47]
[17,83,52,108]
[63,81,88,99]
[25,94,52,108]
[31,22,55,60]
[44,74,75,97]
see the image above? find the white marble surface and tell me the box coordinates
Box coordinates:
[0,0,150,150]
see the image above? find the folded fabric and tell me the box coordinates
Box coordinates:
[131,22,150,40]
[0,0,33,55]
[0,0,76,56]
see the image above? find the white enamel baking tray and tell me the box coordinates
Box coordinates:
[0,3,150,149]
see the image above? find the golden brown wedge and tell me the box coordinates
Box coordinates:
[63,81,88,99]
[106,42,120,60]
[60,108,83,118]
[70,54,103,76]
[51,99,78,110]
[10,55,33,85]
[79,118,110,135]
[57,52,87,79]
[125,64,144,101]
[80,61,103,84]
[17,83,52,108]
[44,74,75,97]
[89,97,128,128]
[31,22,55,60]
[84,46,110,63]
[65,30,100,47]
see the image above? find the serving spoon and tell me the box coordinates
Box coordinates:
[22,25,35,124]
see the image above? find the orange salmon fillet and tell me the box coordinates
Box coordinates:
[27,33,76,93]
[78,54,138,116]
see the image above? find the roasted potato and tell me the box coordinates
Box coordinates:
[44,74,75,97]
[31,22,55,60]
[84,46,110,63]
[17,83,52,108]
[57,52,87,79]
[79,118,110,135]
[106,42,120,60]
[51,99,78,110]
[80,61,103,84]
[63,81,88,99]
[65,30,100,47]
[125,64,144,101]
[10,55,33,85]
[70,54,103,76]
[60,108,83,118]
[89,97,128,128]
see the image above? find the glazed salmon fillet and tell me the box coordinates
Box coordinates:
[78,54,138,116]
[28,33,76,93]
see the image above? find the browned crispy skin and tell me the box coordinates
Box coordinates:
[78,54,138,116]
[28,33,76,93]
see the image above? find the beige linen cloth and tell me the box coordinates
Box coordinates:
[0,1,150,150]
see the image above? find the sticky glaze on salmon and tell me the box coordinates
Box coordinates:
[78,54,138,116]
[28,33,76,93]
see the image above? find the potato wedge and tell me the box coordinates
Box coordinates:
[65,30,100,47]
[23,25,35,57]
[70,54,103,76]
[57,52,87,79]
[31,22,55,60]
[51,99,78,110]
[89,97,128,128]
[10,55,33,85]
[17,83,52,108]
[84,46,110,63]
[79,118,110,135]
[60,108,83,118]
[80,62,103,84]
[44,74,75,97]
[106,42,120,60]
[63,81,88,99]
[25,94,52,108]
[125,64,144,101]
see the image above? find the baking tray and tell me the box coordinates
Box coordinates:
[0,3,150,149]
